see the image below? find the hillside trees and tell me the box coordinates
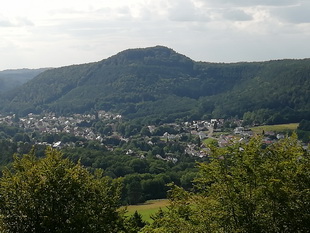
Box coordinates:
[0,68,47,94]
[0,147,124,233]
[297,119,310,142]
[1,46,309,125]
[144,135,310,232]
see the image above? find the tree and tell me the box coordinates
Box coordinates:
[144,135,310,232]
[0,147,124,233]
[140,126,151,137]
[130,159,149,173]
[126,180,144,204]
[298,119,310,131]
[126,211,147,233]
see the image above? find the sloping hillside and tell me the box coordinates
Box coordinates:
[0,68,48,94]
[1,46,309,124]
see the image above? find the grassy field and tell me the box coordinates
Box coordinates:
[250,123,299,134]
[203,137,218,145]
[123,199,169,222]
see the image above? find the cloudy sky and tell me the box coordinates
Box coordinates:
[1,0,309,70]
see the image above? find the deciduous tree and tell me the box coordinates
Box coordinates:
[0,147,124,233]
[144,135,310,232]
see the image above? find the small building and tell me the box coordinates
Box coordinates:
[234,127,244,134]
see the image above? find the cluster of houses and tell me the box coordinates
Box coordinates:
[155,119,293,158]
[184,143,210,158]
[0,111,121,142]
[0,112,300,159]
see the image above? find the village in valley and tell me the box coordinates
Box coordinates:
[0,110,298,162]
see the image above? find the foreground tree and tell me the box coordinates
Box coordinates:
[125,211,147,233]
[0,147,124,233]
[143,135,310,233]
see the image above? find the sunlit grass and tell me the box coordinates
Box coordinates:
[250,123,299,134]
[122,199,169,223]
[203,137,218,145]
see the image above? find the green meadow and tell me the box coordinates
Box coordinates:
[202,137,218,145]
[250,123,299,134]
[123,199,169,222]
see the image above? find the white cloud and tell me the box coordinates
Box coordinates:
[0,19,13,27]
[0,16,33,27]
[167,0,210,22]
[271,1,310,23]
[0,0,309,70]
[222,9,252,21]
[200,0,299,7]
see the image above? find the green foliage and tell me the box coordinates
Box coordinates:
[145,135,310,232]
[0,147,124,233]
[1,47,309,124]
[0,68,47,94]
[0,139,47,169]
[0,140,19,167]
[297,119,310,142]
[298,119,310,131]
[126,211,147,233]
[124,199,169,223]
[0,124,21,138]
[63,145,200,204]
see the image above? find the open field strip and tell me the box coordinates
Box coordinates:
[123,199,169,222]
[250,123,299,134]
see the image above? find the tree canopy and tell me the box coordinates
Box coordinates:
[0,147,124,233]
[144,135,310,233]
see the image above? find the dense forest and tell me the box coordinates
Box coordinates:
[0,68,47,94]
[1,46,309,125]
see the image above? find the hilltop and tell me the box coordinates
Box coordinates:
[1,46,309,124]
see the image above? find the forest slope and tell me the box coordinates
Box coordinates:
[0,68,48,94]
[1,46,309,124]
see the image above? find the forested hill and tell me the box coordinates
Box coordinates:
[1,46,309,124]
[0,68,48,94]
